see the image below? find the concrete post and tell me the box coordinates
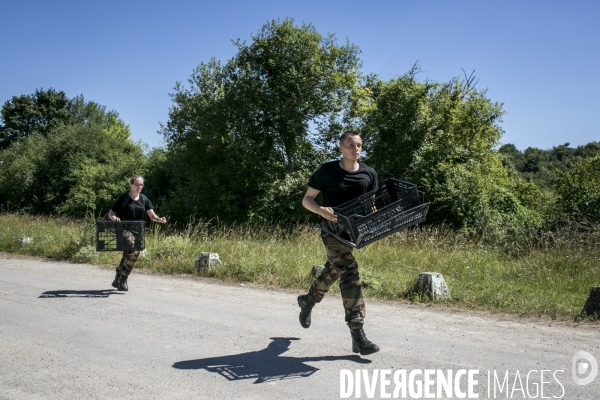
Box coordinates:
[413,272,451,301]
[582,287,600,318]
[195,252,222,269]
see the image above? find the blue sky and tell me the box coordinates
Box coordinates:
[1,0,598,151]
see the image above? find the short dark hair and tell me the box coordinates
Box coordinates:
[339,131,361,145]
[129,175,144,184]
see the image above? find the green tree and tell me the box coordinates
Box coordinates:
[0,88,121,150]
[498,143,525,174]
[361,69,553,239]
[573,141,600,158]
[159,18,363,223]
[361,67,433,179]
[1,89,69,149]
[498,142,600,193]
[0,133,47,211]
[556,155,600,221]
[0,94,145,216]
[55,118,146,216]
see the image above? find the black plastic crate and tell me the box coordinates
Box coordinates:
[96,221,145,252]
[319,179,430,248]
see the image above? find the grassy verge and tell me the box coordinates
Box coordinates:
[1,213,598,321]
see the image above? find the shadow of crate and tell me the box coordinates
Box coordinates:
[96,221,145,252]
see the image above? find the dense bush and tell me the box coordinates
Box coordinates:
[358,68,554,240]
[0,92,145,216]
[556,155,600,221]
[499,141,600,190]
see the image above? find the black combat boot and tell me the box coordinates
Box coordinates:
[111,270,120,289]
[350,328,380,355]
[112,270,121,289]
[117,274,128,291]
[297,294,316,328]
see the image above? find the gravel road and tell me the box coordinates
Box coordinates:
[1,253,598,399]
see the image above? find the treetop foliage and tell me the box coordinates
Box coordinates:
[0,88,120,150]
[0,89,144,216]
[157,18,365,223]
[499,141,600,189]
[1,19,598,241]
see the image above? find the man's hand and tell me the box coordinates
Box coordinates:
[319,207,338,223]
[302,187,338,223]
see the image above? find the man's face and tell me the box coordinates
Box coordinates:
[339,135,362,161]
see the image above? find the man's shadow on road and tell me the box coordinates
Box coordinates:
[173,337,371,384]
[38,289,124,298]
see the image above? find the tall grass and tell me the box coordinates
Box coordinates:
[1,213,598,321]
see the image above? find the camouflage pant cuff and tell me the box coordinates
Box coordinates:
[307,293,318,305]
[308,286,326,302]
[348,321,364,330]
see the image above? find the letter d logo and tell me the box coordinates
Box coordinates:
[572,351,598,385]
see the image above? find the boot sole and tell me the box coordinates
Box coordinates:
[352,343,380,355]
[359,347,380,356]
[352,345,380,356]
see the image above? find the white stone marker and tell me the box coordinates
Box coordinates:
[15,237,33,246]
[413,272,451,301]
[195,252,222,269]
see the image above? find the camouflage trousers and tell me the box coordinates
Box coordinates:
[308,229,365,330]
[116,230,139,277]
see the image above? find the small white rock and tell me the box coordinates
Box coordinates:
[15,237,33,246]
[413,272,451,301]
[195,252,222,269]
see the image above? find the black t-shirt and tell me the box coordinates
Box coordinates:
[307,161,378,208]
[110,193,154,221]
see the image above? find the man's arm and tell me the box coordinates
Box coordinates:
[302,187,338,223]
